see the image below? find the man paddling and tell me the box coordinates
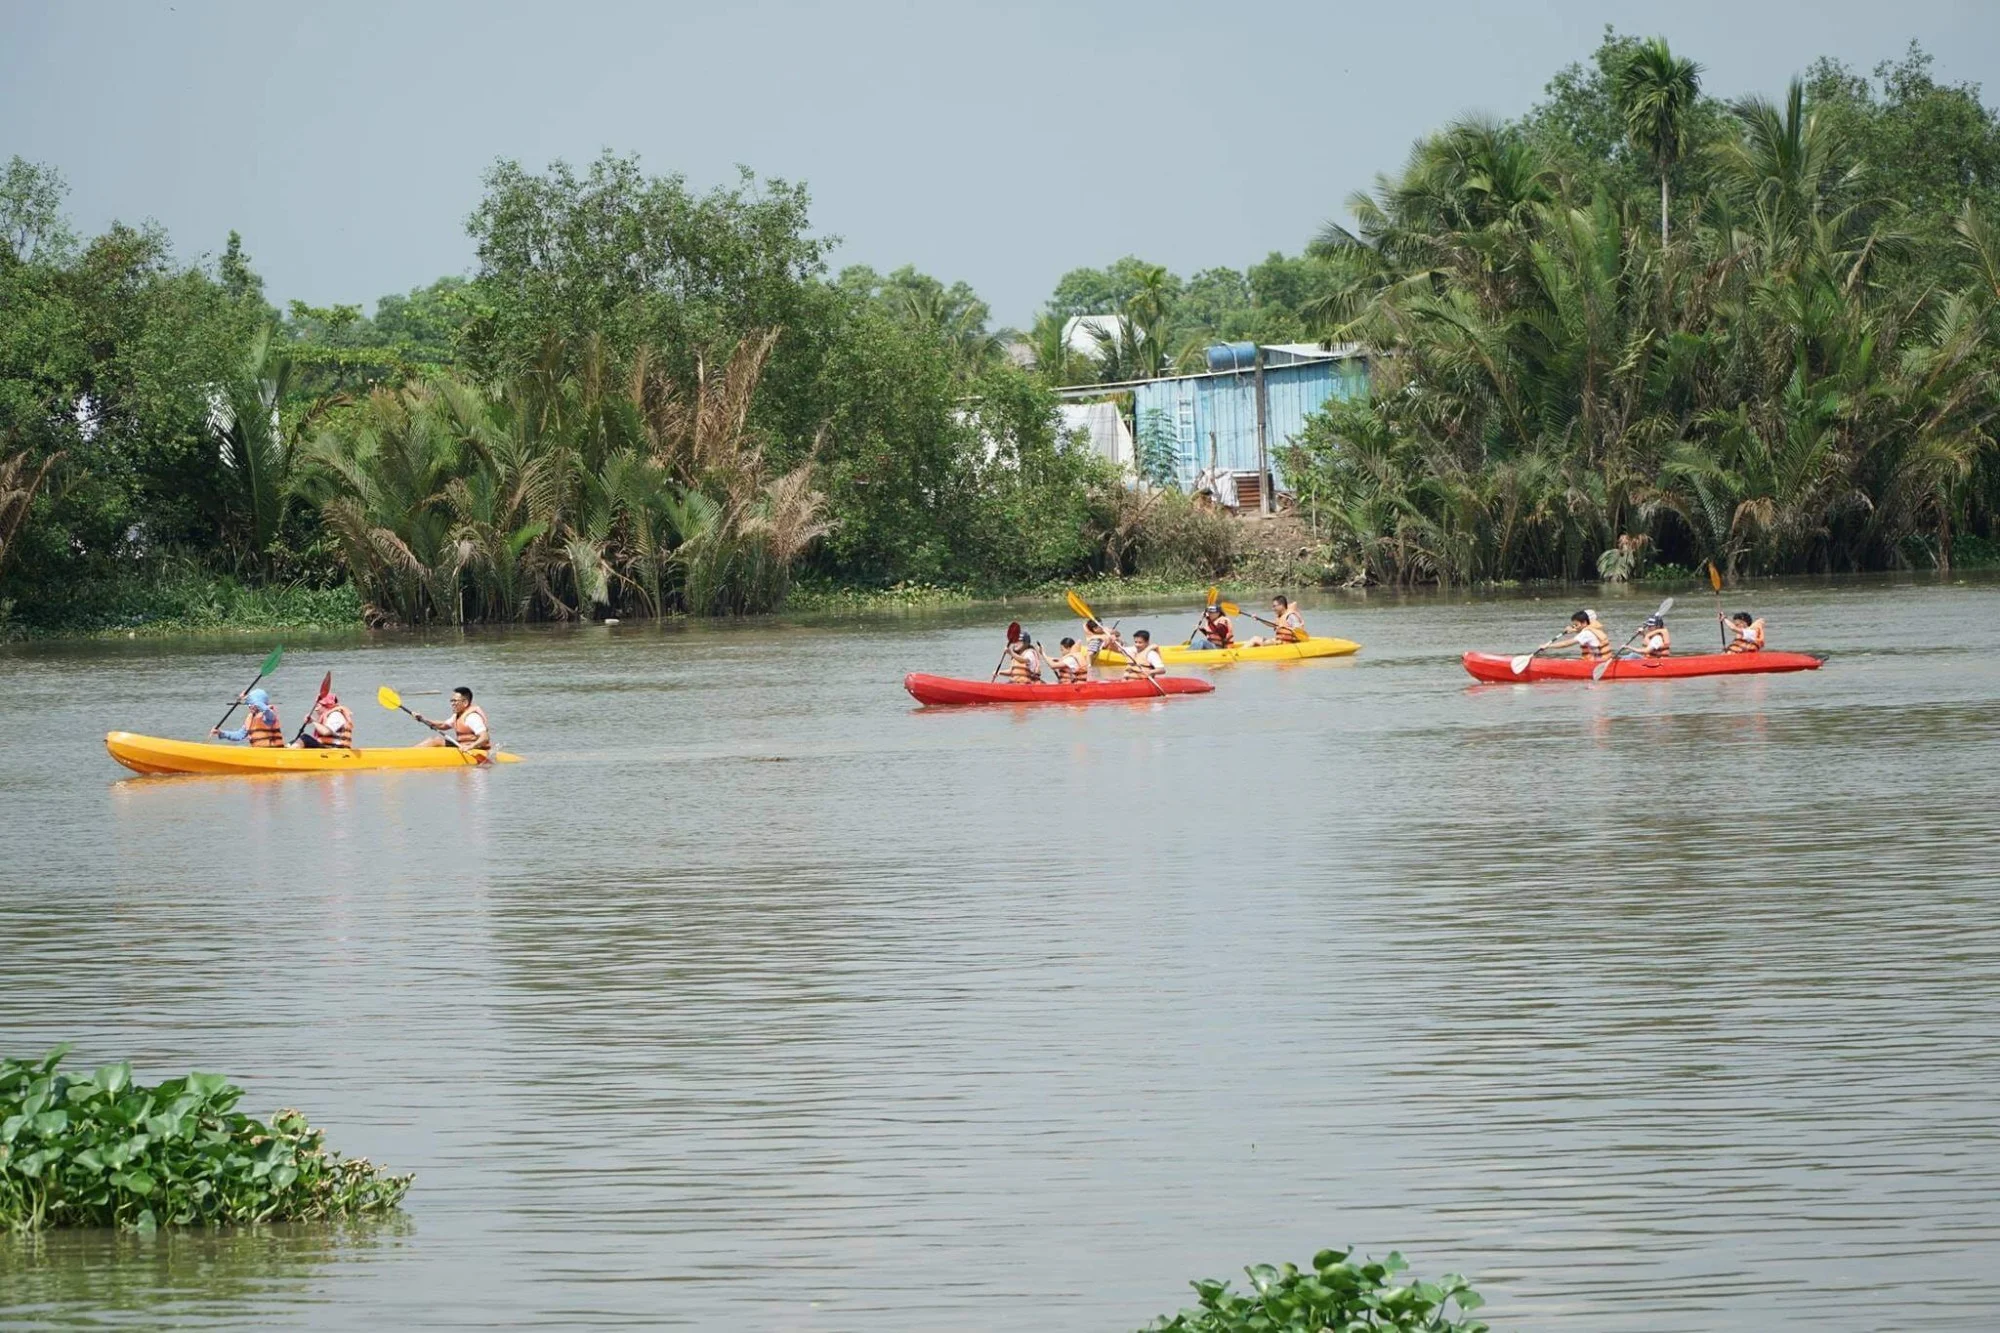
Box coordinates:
[1541,609,1612,661]
[1123,630,1166,679]
[413,686,492,752]
[1723,611,1767,653]
[211,688,283,747]
[1082,617,1123,660]
[1245,594,1307,647]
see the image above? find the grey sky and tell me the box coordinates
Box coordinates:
[6,0,1997,328]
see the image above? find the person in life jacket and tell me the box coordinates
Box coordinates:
[1190,603,1235,651]
[1638,614,1671,658]
[1082,618,1124,662]
[212,688,283,747]
[414,685,492,751]
[1543,609,1612,660]
[1123,630,1166,679]
[1003,634,1045,684]
[295,689,354,749]
[1247,594,1307,647]
[1052,637,1090,683]
[1723,611,1767,653]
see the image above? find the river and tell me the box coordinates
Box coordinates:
[3,576,1998,1330]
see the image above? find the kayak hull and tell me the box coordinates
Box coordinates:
[106,731,521,776]
[903,673,1214,706]
[1095,636,1360,666]
[1461,650,1825,683]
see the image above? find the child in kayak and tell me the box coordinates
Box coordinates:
[294,689,354,748]
[1542,609,1612,660]
[1723,611,1766,653]
[1638,614,1671,658]
[211,688,283,747]
[1052,637,1090,683]
[1123,630,1166,679]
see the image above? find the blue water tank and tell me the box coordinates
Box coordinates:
[1205,342,1257,373]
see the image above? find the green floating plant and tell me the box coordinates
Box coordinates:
[1142,1246,1489,1333]
[1,1047,411,1231]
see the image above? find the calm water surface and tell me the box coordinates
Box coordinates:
[3,578,1998,1330]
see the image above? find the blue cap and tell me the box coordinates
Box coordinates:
[246,688,270,707]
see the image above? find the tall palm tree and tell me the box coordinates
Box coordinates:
[1615,37,1703,245]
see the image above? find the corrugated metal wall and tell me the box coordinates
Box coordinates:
[1131,357,1368,492]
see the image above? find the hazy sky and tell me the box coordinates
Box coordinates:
[6,0,1998,327]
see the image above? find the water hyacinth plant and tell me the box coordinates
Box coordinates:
[1141,1247,1489,1333]
[0,1048,411,1232]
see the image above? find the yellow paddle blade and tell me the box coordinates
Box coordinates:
[1219,600,1240,616]
[1707,561,1723,593]
[376,685,402,711]
[1065,589,1094,621]
[1205,584,1219,607]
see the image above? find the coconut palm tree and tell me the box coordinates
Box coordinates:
[1615,37,1703,245]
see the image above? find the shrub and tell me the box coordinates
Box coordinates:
[1141,1247,1489,1333]
[0,1047,411,1231]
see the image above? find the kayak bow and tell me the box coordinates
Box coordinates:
[106,731,521,776]
[1462,650,1824,683]
[903,673,1214,706]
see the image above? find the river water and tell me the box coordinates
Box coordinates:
[3,577,1998,1331]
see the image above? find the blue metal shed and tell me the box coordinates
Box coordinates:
[1130,353,1369,494]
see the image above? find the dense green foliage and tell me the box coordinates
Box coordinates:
[1141,1247,1487,1333]
[1283,35,2000,584]
[1,1048,410,1231]
[4,32,1997,626]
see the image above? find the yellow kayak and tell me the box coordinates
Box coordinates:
[106,731,521,776]
[1094,636,1361,667]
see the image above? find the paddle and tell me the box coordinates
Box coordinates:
[212,645,283,733]
[1593,596,1675,681]
[990,621,1022,682]
[1067,589,1124,662]
[1708,561,1728,649]
[1185,584,1220,645]
[1234,600,1315,643]
[377,685,476,763]
[291,671,333,745]
[1511,623,1575,676]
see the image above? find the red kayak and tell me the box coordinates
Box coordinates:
[903,672,1215,706]
[1462,650,1825,683]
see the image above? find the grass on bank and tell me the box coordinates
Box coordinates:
[0,1048,410,1232]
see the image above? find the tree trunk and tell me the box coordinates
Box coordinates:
[1660,174,1671,246]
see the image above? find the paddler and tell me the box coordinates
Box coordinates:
[1189,602,1235,651]
[293,686,354,749]
[1003,633,1046,684]
[1246,594,1306,647]
[1123,630,1166,679]
[413,685,492,752]
[1083,618,1123,659]
[1638,613,1671,658]
[1723,611,1766,653]
[1541,609,1612,661]
[1052,637,1091,683]
[210,688,283,747]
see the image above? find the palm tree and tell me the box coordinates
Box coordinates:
[1615,37,1703,245]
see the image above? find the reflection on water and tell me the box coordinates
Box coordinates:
[3,576,1999,1330]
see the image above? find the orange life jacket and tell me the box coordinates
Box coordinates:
[311,704,353,748]
[1576,624,1610,660]
[1642,626,1671,658]
[1201,615,1234,646]
[1727,619,1766,653]
[451,705,490,748]
[1054,652,1087,683]
[1123,648,1164,679]
[243,706,284,748]
[1005,650,1040,683]
[1275,610,1305,642]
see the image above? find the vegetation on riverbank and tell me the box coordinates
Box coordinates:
[4,33,1997,625]
[0,1048,410,1231]
[1141,1247,1488,1333]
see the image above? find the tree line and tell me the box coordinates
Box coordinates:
[3,33,1997,630]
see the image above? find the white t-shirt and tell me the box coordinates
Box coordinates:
[1643,629,1667,653]
[1576,626,1607,652]
[457,710,487,738]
